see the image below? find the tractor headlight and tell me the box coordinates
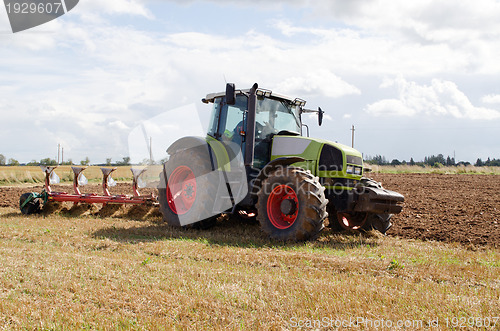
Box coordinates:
[256,88,272,97]
[346,165,354,174]
[354,166,362,175]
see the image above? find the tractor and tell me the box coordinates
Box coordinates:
[158,83,404,241]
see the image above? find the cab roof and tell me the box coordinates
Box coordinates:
[203,88,307,106]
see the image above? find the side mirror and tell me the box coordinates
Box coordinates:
[226,83,236,105]
[318,107,324,126]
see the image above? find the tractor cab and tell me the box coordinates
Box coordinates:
[203,84,323,169]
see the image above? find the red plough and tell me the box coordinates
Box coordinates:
[19,166,157,214]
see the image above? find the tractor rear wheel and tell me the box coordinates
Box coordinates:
[158,148,219,229]
[256,167,328,241]
[19,193,41,215]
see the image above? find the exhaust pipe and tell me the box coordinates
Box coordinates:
[245,83,258,167]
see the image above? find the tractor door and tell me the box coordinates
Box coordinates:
[253,97,302,168]
[207,96,248,159]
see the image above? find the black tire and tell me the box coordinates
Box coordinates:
[232,208,258,225]
[19,193,41,215]
[326,203,343,231]
[158,147,219,229]
[327,204,367,231]
[256,167,328,241]
[362,213,393,234]
[358,178,393,234]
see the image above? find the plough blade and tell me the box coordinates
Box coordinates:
[101,167,117,196]
[131,167,147,197]
[71,166,87,194]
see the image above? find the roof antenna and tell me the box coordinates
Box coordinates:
[223,74,227,84]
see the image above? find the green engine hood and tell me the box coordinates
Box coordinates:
[270,135,364,181]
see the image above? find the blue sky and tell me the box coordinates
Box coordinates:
[1,0,499,164]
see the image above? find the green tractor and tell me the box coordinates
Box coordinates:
[158,83,404,241]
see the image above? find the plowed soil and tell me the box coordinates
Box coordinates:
[370,173,499,248]
[2,174,499,247]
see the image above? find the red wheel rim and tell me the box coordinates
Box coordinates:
[337,212,367,230]
[267,185,299,229]
[166,166,196,215]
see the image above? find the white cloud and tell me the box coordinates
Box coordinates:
[366,99,416,117]
[366,77,500,120]
[273,0,500,75]
[109,120,130,130]
[276,71,361,98]
[481,94,500,104]
[76,0,153,19]
[314,0,500,39]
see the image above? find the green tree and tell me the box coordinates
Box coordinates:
[80,157,90,166]
[106,158,112,166]
[8,158,19,166]
[117,156,131,166]
[0,154,5,166]
[40,158,57,165]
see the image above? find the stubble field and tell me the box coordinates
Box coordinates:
[0,171,499,329]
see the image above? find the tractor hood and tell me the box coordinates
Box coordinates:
[270,135,364,177]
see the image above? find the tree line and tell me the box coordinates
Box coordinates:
[0,154,133,167]
[2,152,498,168]
[365,154,500,167]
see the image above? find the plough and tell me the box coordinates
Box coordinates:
[19,166,157,214]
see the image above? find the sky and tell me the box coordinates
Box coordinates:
[1,0,499,165]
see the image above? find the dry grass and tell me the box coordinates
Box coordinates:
[368,164,500,175]
[0,207,498,330]
[0,166,162,186]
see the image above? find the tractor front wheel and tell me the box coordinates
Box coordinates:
[362,213,393,234]
[256,167,328,241]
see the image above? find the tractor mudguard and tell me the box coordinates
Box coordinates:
[167,136,217,169]
[163,136,248,219]
[250,156,305,198]
[166,136,233,172]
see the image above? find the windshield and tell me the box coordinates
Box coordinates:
[256,97,301,136]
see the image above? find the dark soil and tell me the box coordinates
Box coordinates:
[370,173,500,248]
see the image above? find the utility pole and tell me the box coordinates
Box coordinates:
[351,125,355,148]
[149,137,153,165]
[57,143,60,165]
[62,147,64,165]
